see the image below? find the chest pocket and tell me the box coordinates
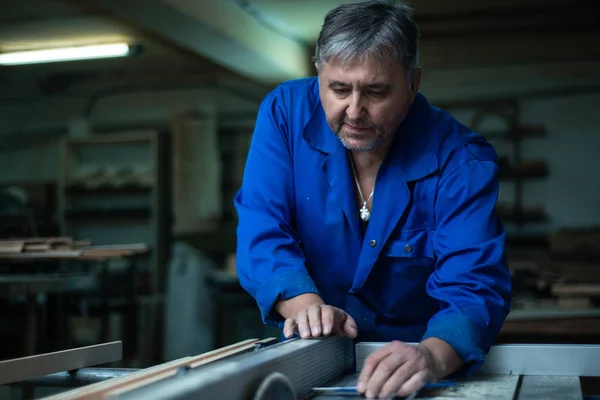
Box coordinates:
[383,227,435,270]
[363,227,437,321]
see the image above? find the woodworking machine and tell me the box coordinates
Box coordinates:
[29,336,600,400]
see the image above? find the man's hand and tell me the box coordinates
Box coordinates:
[283,303,358,339]
[357,341,438,399]
[275,293,358,339]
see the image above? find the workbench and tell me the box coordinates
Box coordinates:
[5,336,599,399]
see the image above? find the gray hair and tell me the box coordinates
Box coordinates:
[314,0,419,77]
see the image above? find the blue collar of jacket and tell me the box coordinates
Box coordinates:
[301,81,439,182]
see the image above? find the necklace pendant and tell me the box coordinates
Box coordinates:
[359,204,371,222]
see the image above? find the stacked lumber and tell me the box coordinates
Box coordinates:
[508,227,600,311]
[550,283,600,309]
[545,227,600,309]
[0,237,147,260]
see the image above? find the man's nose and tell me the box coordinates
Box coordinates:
[345,93,364,120]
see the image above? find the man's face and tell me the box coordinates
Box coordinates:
[317,56,420,152]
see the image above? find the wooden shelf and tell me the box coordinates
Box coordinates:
[64,208,151,220]
[65,185,152,196]
[57,130,172,366]
[447,102,550,246]
[64,131,155,146]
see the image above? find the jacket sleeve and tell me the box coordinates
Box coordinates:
[234,94,320,328]
[421,141,512,376]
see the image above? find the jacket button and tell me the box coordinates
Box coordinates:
[404,244,412,253]
[370,239,377,247]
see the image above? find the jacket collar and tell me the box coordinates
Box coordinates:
[302,85,438,182]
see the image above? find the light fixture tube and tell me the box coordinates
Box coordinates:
[0,43,131,66]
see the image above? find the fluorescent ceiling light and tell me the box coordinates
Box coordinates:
[0,43,131,66]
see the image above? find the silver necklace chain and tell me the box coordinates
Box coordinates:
[348,153,374,222]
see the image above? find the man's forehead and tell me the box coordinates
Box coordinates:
[319,56,403,84]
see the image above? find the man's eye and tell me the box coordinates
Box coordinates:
[368,91,384,97]
[333,89,349,95]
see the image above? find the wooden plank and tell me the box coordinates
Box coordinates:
[0,251,83,259]
[103,338,275,398]
[0,238,147,260]
[72,240,93,247]
[0,341,122,385]
[501,315,600,336]
[552,283,600,296]
[82,244,148,251]
[81,250,135,257]
[39,357,195,400]
[40,338,262,400]
[0,241,24,253]
[0,237,70,245]
[23,237,73,245]
[23,243,52,251]
[65,131,155,146]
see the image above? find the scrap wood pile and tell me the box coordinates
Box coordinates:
[510,227,600,310]
[0,237,147,260]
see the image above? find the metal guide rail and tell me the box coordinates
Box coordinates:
[4,337,600,399]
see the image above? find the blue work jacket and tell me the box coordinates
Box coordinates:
[234,77,512,373]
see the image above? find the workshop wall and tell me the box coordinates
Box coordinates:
[1,66,598,233]
[0,141,58,182]
[447,93,600,235]
[519,93,600,229]
[0,87,259,182]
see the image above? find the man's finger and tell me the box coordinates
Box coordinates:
[364,352,405,398]
[321,306,334,335]
[357,344,396,393]
[307,304,322,336]
[283,318,296,338]
[342,314,358,338]
[397,370,429,397]
[296,310,310,338]
[330,308,347,336]
[378,360,416,398]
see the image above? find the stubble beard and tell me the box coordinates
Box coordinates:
[330,120,385,152]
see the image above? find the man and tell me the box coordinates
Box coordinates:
[234,1,512,398]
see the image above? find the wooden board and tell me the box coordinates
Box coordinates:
[0,236,147,260]
[0,341,122,385]
[40,338,270,400]
[0,241,24,253]
[103,338,273,398]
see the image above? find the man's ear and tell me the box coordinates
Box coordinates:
[410,67,423,94]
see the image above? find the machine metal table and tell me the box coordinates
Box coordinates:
[25,336,600,399]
